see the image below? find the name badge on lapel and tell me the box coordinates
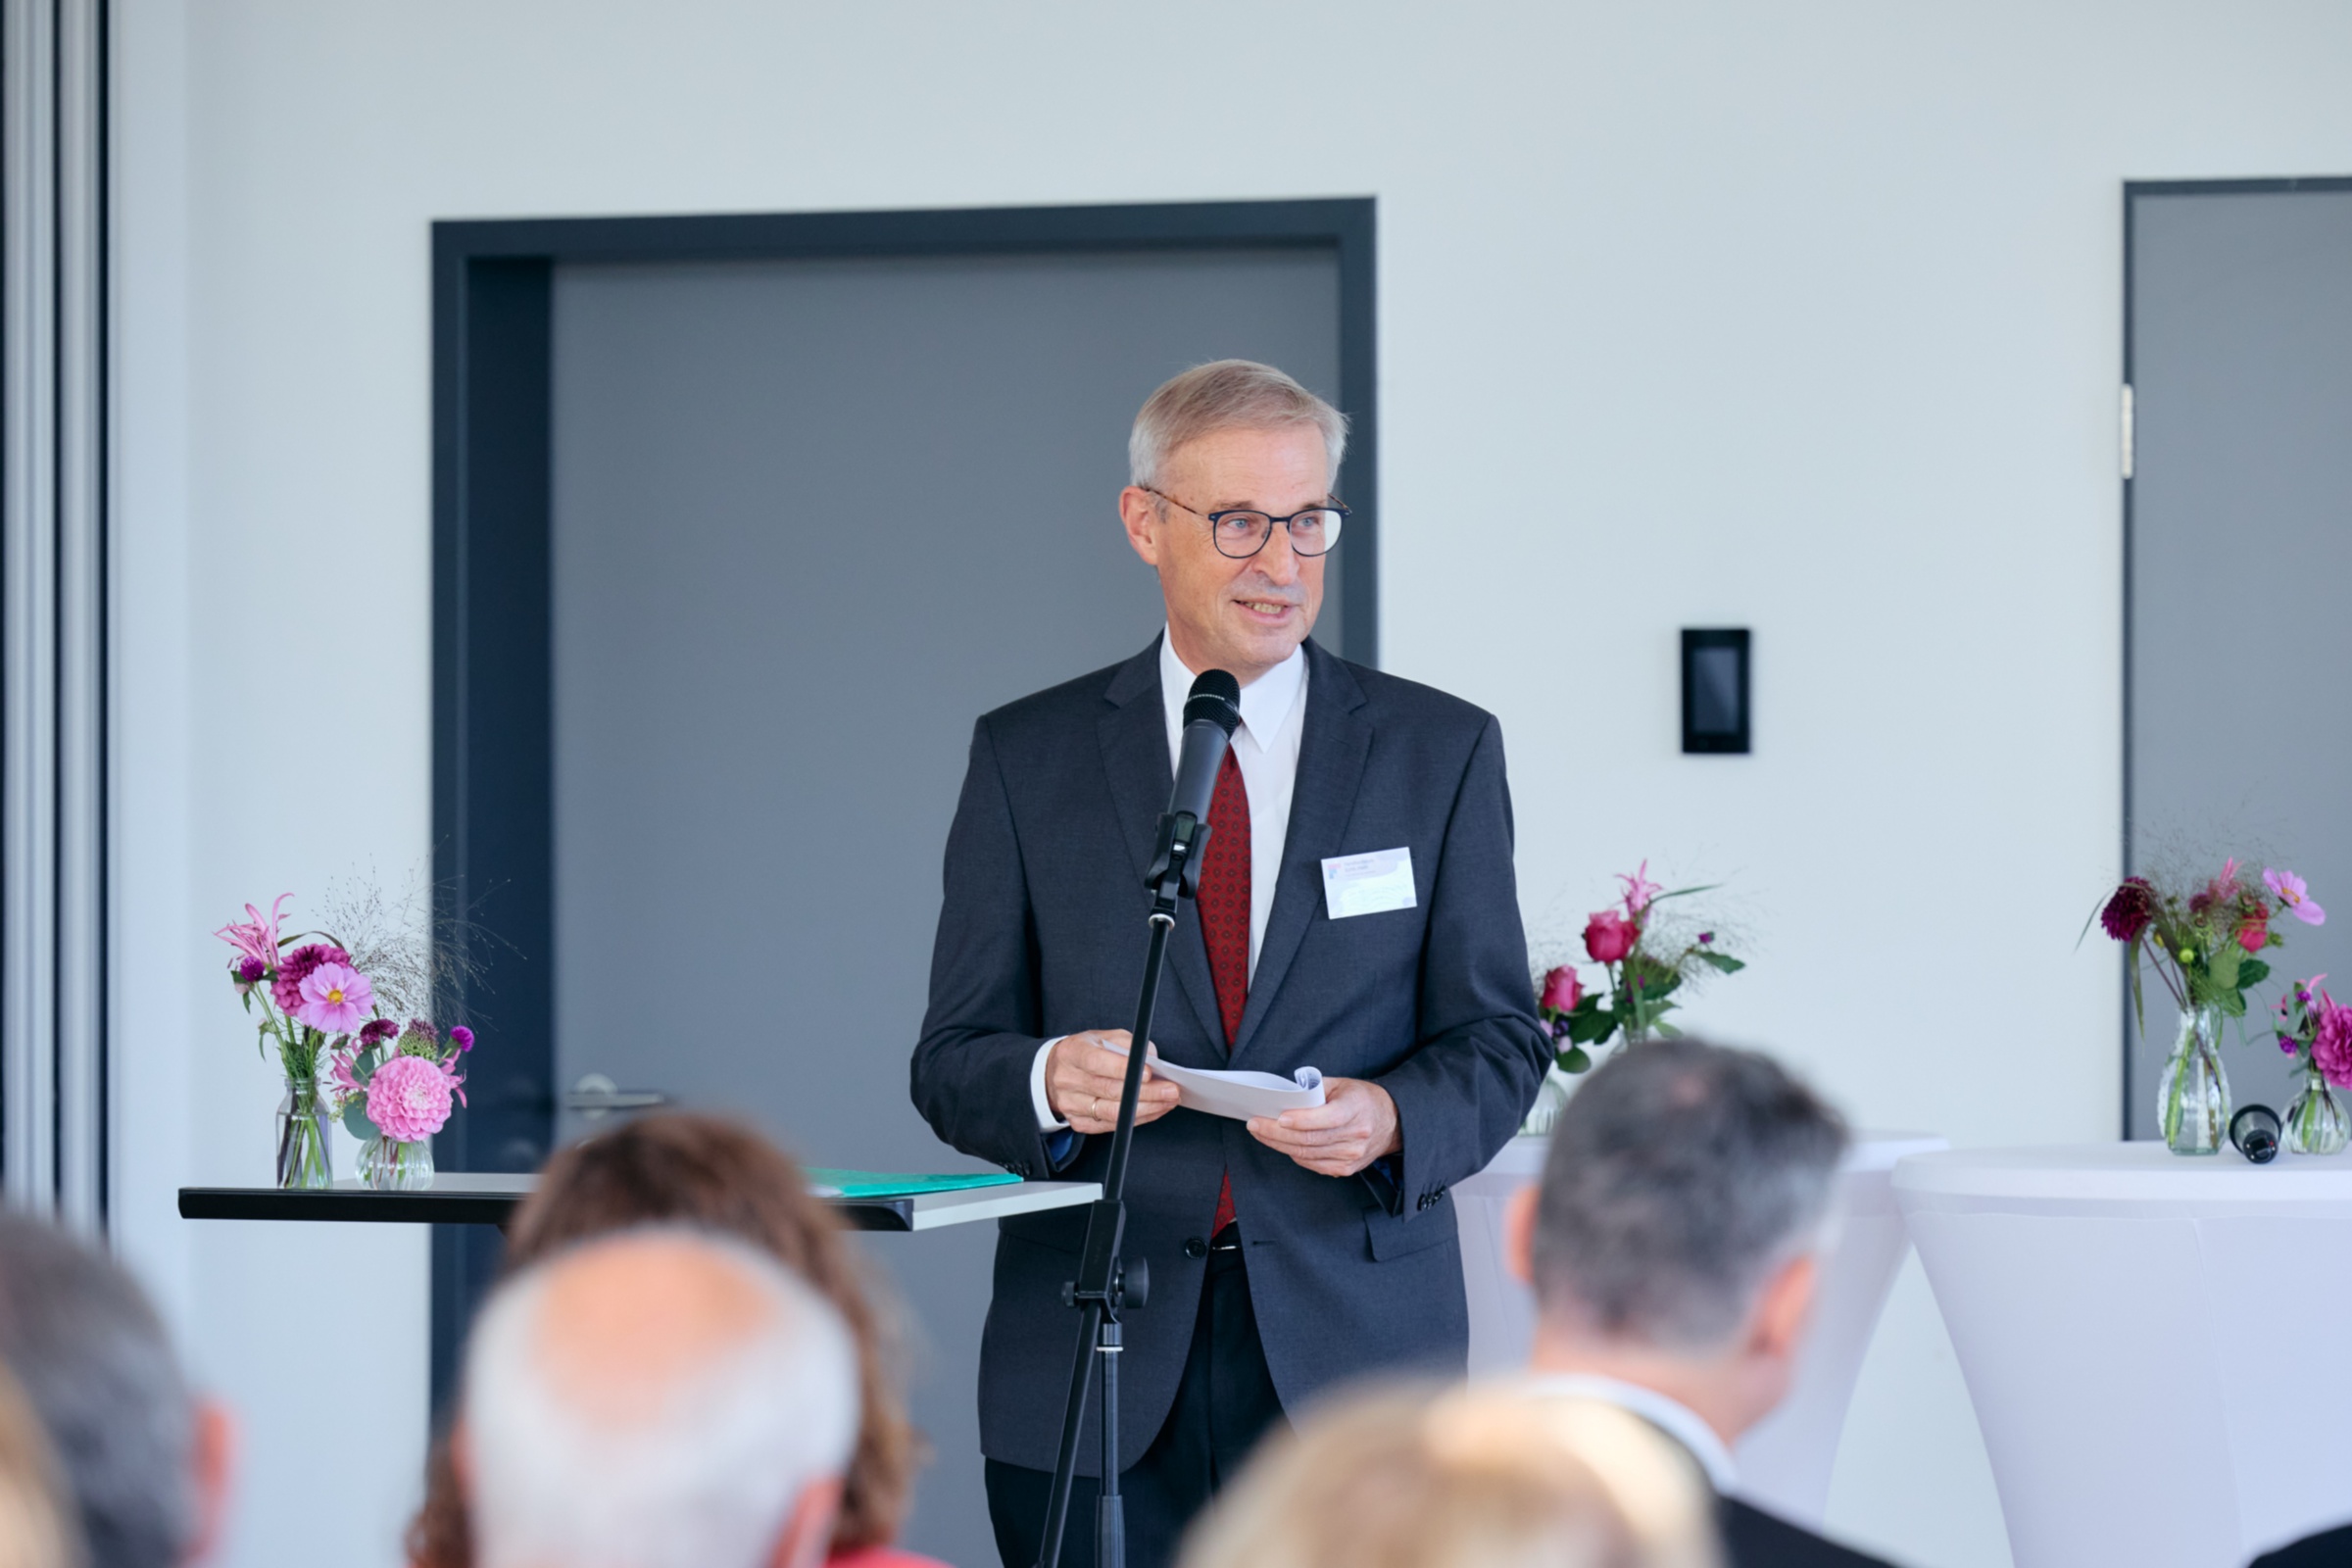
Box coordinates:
[1322,848,1416,919]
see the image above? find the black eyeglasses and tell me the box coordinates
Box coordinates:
[1143,488,1348,560]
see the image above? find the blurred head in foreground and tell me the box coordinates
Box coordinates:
[0,1215,235,1568]
[409,1113,918,1568]
[460,1228,858,1568]
[0,1362,76,1568]
[1178,1384,1719,1568]
[1508,1040,1848,1447]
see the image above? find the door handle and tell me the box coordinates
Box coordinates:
[564,1072,671,1120]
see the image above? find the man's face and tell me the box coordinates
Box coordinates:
[1118,423,1329,684]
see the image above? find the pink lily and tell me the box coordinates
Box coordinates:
[1618,860,1664,919]
[214,893,291,969]
[2265,868,2326,927]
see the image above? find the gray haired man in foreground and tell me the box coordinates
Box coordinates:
[0,1214,237,1568]
[1505,1040,1900,1568]
[458,1227,858,1568]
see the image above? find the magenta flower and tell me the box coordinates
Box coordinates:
[235,956,267,985]
[215,894,290,969]
[1538,966,1582,1015]
[272,944,348,1013]
[1585,909,1639,964]
[294,962,373,1035]
[2314,995,2352,1088]
[450,1025,475,1053]
[1618,861,1664,919]
[2100,878,2155,944]
[366,1054,456,1142]
[2264,869,2326,927]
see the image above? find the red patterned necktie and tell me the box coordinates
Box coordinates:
[1198,750,1251,1237]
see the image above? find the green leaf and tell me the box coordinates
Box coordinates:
[342,1101,377,1142]
[2206,944,2243,994]
[1566,1008,1618,1046]
[1558,1046,1592,1074]
[2217,988,2248,1018]
[1654,1021,1684,1038]
[1696,951,1746,975]
[2237,959,2272,991]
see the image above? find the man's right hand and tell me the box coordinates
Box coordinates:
[1047,1030,1180,1136]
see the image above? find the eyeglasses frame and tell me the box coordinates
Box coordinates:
[1140,486,1349,560]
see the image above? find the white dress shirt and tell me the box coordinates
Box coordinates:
[1029,632,1311,1131]
[1518,1372,1739,1493]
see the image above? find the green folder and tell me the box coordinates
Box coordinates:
[806,1168,1024,1200]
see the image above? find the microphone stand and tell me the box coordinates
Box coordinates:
[1032,805,1212,1568]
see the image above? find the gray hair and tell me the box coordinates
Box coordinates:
[1531,1041,1848,1349]
[0,1214,195,1568]
[465,1227,858,1568]
[1129,361,1348,490]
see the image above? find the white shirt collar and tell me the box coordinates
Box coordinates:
[1157,630,1307,750]
[1518,1373,1740,1493]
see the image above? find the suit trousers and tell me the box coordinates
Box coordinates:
[985,1239,1286,1568]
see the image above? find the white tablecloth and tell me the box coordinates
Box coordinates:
[1456,1131,1943,1526]
[1894,1143,2352,1568]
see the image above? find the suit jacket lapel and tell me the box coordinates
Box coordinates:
[1231,642,1371,1060]
[1097,638,1225,1054]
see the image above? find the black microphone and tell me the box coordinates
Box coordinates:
[2231,1103,2281,1164]
[1169,670,1242,823]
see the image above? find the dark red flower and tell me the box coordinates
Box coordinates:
[2100,878,2155,945]
[359,1018,398,1047]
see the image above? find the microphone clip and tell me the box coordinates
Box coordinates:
[1144,810,1214,906]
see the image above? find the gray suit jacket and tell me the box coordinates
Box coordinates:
[910,636,1548,1473]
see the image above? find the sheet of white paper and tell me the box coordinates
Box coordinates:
[1322,847,1416,918]
[1107,1046,1326,1121]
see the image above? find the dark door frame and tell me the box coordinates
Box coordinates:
[427,197,1379,1405]
[2120,176,2352,1136]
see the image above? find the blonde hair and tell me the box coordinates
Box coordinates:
[0,1366,76,1568]
[1129,360,1348,489]
[1179,1385,1719,1568]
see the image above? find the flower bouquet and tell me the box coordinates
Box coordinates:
[2095,860,2324,1153]
[2271,977,2352,1155]
[216,886,478,1189]
[1535,863,1746,1078]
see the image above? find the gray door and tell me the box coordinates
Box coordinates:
[2127,184,2352,1137]
[548,250,1345,1564]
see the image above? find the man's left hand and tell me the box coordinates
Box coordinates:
[1247,1077,1401,1178]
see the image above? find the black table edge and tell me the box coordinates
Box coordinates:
[177,1186,918,1232]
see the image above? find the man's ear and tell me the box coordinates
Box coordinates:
[1504,1184,1540,1287]
[764,1476,845,1568]
[1749,1251,1820,1363]
[181,1398,238,1566]
[1117,486,1165,567]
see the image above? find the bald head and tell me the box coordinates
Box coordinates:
[463,1229,858,1568]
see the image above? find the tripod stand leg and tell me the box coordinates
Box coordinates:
[1097,1319,1123,1568]
[1035,1298,1102,1568]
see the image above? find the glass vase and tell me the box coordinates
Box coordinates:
[2284,1061,2350,1156]
[274,1075,335,1189]
[359,1134,435,1192]
[1520,1064,1576,1136]
[2157,1004,2231,1155]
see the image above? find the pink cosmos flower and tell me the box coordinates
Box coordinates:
[366,1054,456,1143]
[2264,869,2326,927]
[215,894,290,969]
[1618,861,1664,919]
[1539,965,1583,1014]
[1585,910,1639,964]
[2313,994,2352,1089]
[272,944,349,1013]
[294,962,373,1035]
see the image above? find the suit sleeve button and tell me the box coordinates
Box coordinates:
[1183,1237,1208,1259]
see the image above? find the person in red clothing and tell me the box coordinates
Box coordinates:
[406,1113,952,1568]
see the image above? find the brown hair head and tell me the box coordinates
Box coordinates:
[407,1113,919,1567]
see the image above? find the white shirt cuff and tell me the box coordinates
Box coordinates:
[1031,1037,1068,1133]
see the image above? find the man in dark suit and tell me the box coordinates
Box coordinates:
[910,360,1549,1568]
[1504,1039,1905,1568]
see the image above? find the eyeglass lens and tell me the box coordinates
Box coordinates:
[1213,510,1344,559]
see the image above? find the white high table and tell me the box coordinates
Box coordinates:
[1894,1143,2352,1568]
[1456,1131,1945,1527]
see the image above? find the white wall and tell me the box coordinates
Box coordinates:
[111,3,2352,1565]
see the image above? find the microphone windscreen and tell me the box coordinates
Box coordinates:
[1183,669,1243,736]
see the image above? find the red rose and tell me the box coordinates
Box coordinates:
[1539,965,1583,1014]
[2237,918,2270,956]
[1584,910,1638,964]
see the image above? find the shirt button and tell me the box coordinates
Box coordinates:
[1183,1237,1208,1259]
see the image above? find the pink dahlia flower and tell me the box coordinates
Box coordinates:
[2265,868,2326,927]
[1585,910,1639,964]
[366,1054,455,1142]
[2314,995,2352,1089]
[272,944,348,1013]
[294,962,373,1035]
[1539,965,1583,1014]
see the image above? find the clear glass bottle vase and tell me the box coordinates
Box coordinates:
[274,1074,335,1189]
[358,1135,435,1192]
[2284,1060,2350,1156]
[2158,1004,2231,1155]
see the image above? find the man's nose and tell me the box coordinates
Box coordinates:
[1254,522,1301,584]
